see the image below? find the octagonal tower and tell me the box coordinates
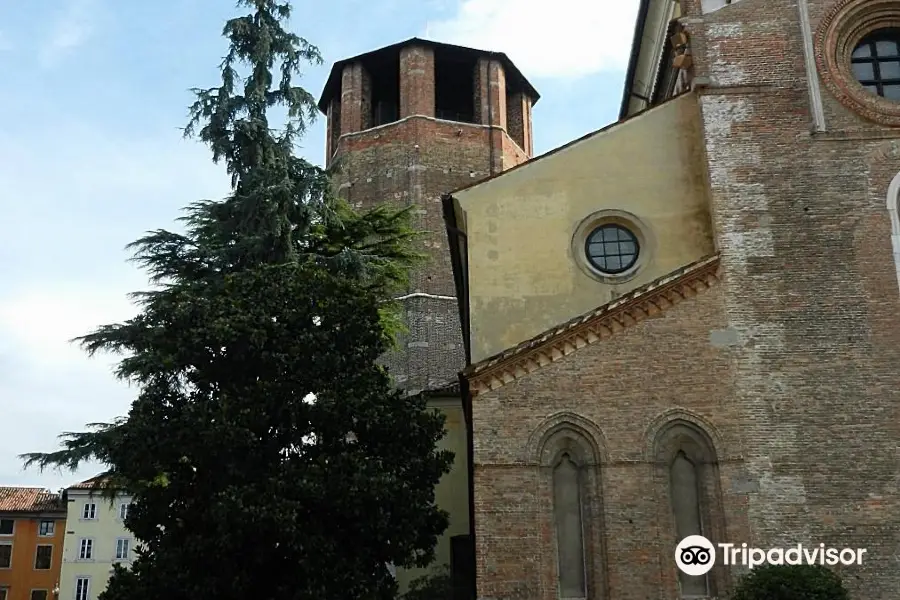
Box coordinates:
[319,38,539,395]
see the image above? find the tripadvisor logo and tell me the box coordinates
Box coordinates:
[676,535,716,576]
[675,535,867,575]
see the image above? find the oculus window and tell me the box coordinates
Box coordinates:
[852,29,900,101]
[585,224,639,275]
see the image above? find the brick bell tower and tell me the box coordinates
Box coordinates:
[318,38,539,394]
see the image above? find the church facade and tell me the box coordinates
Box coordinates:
[319,0,900,598]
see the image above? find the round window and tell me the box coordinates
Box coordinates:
[584,224,639,275]
[851,28,900,101]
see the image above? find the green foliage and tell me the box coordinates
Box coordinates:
[21,1,451,599]
[729,564,850,600]
[401,565,453,600]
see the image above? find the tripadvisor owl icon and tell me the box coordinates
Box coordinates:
[676,535,716,576]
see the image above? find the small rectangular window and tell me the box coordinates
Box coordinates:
[0,588,8,600]
[38,521,55,537]
[31,590,48,600]
[118,503,130,521]
[0,520,12,535]
[81,503,96,520]
[75,578,90,600]
[0,543,11,568]
[78,539,93,560]
[34,545,52,570]
[115,539,130,560]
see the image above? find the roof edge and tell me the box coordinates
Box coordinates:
[619,0,653,120]
[443,193,472,366]
[317,37,540,114]
[447,90,695,199]
[462,254,722,396]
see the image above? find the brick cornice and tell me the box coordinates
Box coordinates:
[463,255,723,397]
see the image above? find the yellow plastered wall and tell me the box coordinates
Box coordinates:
[395,398,469,593]
[454,92,715,363]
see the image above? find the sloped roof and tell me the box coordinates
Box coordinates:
[317,37,539,113]
[0,487,65,513]
[462,254,722,396]
[68,473,111,490]
[447,91,692,198]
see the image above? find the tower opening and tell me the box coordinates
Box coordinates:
[366,52,400,127]
[435,48,476,123]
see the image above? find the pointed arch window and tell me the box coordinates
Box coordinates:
[553,453,587,599]
[535,423,605,600]
[670,451,708,597]
[886,171,900,295]
[653,420,723,599]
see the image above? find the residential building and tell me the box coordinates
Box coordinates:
[0,487,67,600]
[58,477,133,600]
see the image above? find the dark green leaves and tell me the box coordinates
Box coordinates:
[22,1,448,599]
[729,565,851,600]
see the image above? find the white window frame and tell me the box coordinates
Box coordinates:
[81,503,96,520]
[74,577,90,600]
[117,502,130,521]
[0,519,13,536]
[114,538,130,561]
[77,538,93,560]
[34,544,53,570]
[0,542,12,569]
[0,587,8,600]
[38,520,55,537]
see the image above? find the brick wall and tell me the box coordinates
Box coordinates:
[472,285,752,600]
[340,62,371,135]
[681,0,900,596]
[474,58,507,129]
[505,91,532,154]
[469,0,900,597]
[400,45,435,118]
[332,115,529,392]
[326,42,535,393]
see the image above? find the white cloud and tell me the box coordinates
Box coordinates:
[424,0,641,79]
[0,284,139,368]
[0,117,230,491]
[38,0,99,67]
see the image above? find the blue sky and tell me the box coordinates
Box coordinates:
[0,0,640,491]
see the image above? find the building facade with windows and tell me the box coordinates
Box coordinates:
[324,0,900,598]
[58,478,133,600]
[441,0,900,598]
[0,488,67,600]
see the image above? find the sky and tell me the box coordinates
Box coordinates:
[0,0,640,492]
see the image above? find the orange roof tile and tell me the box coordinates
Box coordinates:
[0,487,65,513]
[67,473,111,490]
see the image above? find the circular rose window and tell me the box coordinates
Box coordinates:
[584,224,640,275]
[850,29,900,100]
[816,0,900,126]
